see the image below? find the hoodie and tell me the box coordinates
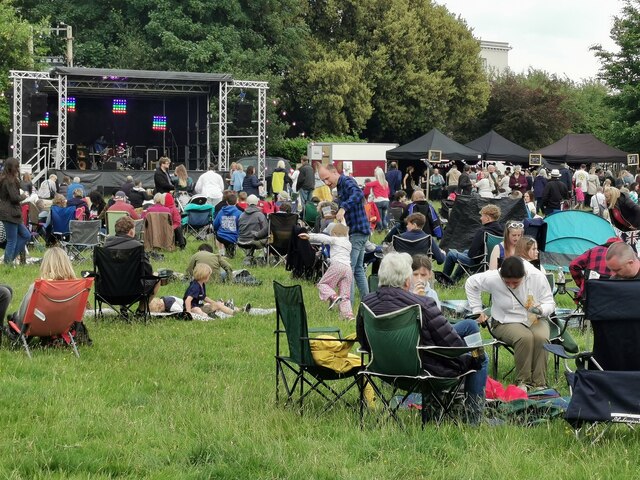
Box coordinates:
[213,204,242,243]
[238,205,267,243]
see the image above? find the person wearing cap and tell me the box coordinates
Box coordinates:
[541,169,568,216]
[107,190,140,219]
[238,194,268,256]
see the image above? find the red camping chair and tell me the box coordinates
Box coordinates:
[7,278,94,358]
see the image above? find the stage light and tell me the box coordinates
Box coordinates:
[152,115,167,131]
[66,97,76,112]
[112,98,127,114]
[39,112,50,128]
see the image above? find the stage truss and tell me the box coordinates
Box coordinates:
[10,68,269,180]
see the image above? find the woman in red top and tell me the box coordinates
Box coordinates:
[364,167,390,231]
[164,194,186,249]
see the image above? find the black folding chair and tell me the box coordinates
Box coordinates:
[267,213,298,266]
[392,235,431,257]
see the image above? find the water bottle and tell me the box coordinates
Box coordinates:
[557,268,565,285]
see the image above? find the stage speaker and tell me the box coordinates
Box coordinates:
[234,103,253,127]
[146,148,158,169]
[29,93,48,121]
[102,158,122,171]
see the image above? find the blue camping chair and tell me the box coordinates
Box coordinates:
[50,206,77,243]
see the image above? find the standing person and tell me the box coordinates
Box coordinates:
[509,166,528,195]
[466,256,556,390]
[533,169,547,213]
[242,165,262,197]
[458,165,473,195]
[154,157,174,194]
[296,155,315,206]
[298,223,354,320]
[174,164,194,194]
[163,194,186,249]
[20,172,33,196]
[270,160,292,196]
[194,165,225,206]
[604,186,640,231]
[541,169,569,216]
[318,164,370,299]
[475,170,494,198]
[590,186,608,219]
[385,162,402,199]
[586,166,599,207]
[429,168,445,200]
[403,165,416,199]
[446,165,461,196]
[0,157,30,265]
[364,167,390,230]
[487,164,501,197]
[231,164,246,192]
[559,163,573,193]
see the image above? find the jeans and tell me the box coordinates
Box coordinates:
[374,200,389,230]
[442,249,473,281]
[349,233,369,303]
[299,189,312,206]
[431,239,446,264]
[3,221,30,264]
[454,320,488,397]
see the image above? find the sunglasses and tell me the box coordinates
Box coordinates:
[507,221,524,229]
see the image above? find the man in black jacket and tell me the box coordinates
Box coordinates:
[154,157,174,194]
[458,165,473,195]
[541,169,569,215]
[441,203,503,282]
[356,252,486,423]
[295,155,315,206]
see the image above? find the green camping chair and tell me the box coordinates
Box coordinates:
[302,202,318,229]
[358,303,480,427]
[273,281,361,413]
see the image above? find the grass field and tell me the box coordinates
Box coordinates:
[1,229,639,479]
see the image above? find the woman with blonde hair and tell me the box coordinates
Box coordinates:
[174,164,193,194]
[515,235,543,272]
[11,247,76,328]
[364,166,390,230]
[605,186,640,231]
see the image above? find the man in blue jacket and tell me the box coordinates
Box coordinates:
[385,162,402,199]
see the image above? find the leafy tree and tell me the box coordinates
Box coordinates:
[563,80,616,143]
[592,0,640,151]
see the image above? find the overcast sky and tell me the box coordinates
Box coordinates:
[439,0,624,82]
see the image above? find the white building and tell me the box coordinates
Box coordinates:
[480,40,511,75]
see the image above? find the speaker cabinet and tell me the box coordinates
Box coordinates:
[29,93,48,121]
[234,103,253,127]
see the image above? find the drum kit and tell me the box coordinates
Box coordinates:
[90,143,144,170]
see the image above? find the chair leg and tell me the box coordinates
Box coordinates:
[492,344,499,379]
[69,333,80,358]
[20,334,31,359]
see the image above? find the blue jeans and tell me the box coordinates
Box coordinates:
[349,233,369,303]
[374,200,389,230]
[299,189,312,206]
[442,249,473,281]
[3,221,30,264]
[431,239,446,264]
[454,319,488,397]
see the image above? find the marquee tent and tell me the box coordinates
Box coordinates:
[536,134,628,164]
[465,130,530,164]
[385,128,481,162]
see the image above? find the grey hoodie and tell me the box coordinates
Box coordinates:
[238,205,267,243]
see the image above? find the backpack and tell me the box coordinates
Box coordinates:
[38,180,53,199]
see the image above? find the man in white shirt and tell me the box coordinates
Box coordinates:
[465,256,555,390]
[194,166,225,206]
[573,164,589,204]
[590,186,608,219]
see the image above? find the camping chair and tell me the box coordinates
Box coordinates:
[454,232,502,278]
[143,212,175,251]
[93,245,161,322]
[50,205,77,243]
[184,208,213,241]
[545,279,640,442]
[105,210,128,237]
[267,212,298,266]
[6,278,94,358]
[273,281,361,413]
[358,303,481,427]
[60,220,101,263]
[302,202,318,228]
[392,235,431,257]
[387,206,404,229]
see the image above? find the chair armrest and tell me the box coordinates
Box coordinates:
[543,343,576,359]
[417,344,484,358]
[308,326,342,337]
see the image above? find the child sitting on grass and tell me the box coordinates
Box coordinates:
[298,223,353,320]
[183,263,249,317]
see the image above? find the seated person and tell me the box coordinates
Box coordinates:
[569,237,622,300]
[488,221,524,270]
[465,256,555,390]
[163,194,186,249]
[66,176,85,200]
[121,175,135,198]
[143,193,171,217]
[515,236,544,272]
[238,194,268,255]
[605,241,640,279]
[399,212,445,264]
[107,191,140,220]
[88,191,107,226]
[214,190,233,218]
[383,190,438,242]
[183,263,247,317]
[43,193,67,230]
[236,191,248,210]
[186,243,233,282]
[105,216,160,309]
[275,191,294,213]
[389,190,409,213]
[253,202,292,241]
[128,180,152,209]
[213,192,242,257]
[442,204,504,282]
[357,252,487,424]
[314,200,338,233]
[9,247,76,329]
[67,188,90,220]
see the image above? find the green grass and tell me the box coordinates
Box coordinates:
[1,232,639,479]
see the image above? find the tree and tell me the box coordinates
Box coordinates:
[592,0,640,151]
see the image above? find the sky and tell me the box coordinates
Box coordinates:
[439,0,624,82]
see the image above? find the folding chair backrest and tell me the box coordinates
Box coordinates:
[144,212,175,251]
[388,207,404,224]
[361,303,422,376]
[22,278,94,337]
[69,220,101,246]
[106,211,128,237]
[303,203,318,227]
[273,281,315,366]
[51,206,77,235]
[485,233,502,258]
[188,194,208,206]
[94,245,146,302]
[187,209,212,228]
[392,235,431,257]
[269,213,299,254]
[585,279,640,371]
